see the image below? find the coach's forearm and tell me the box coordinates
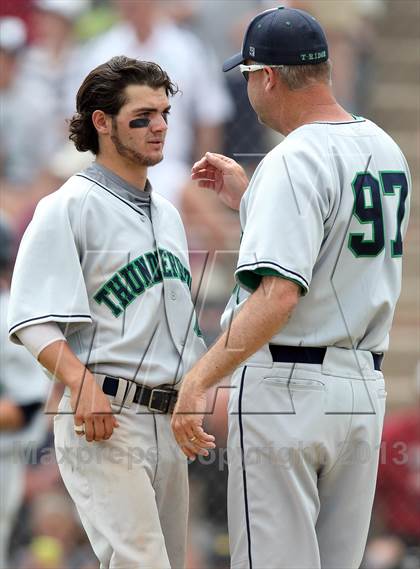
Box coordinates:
[38,340,93,391]
[188,276,300,390]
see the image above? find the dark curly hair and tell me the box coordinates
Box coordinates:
[68,56,178,155]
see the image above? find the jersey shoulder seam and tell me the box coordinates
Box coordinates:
[324,134,339,222]
[76,181,96,253]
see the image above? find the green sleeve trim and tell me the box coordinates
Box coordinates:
[236,267,308,296]
[193,315,203,338]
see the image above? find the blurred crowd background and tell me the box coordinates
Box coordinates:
[0,1,419,568]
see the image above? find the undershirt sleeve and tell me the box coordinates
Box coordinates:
[15,319,66,359]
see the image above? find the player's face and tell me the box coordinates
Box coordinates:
[110,84,170,167]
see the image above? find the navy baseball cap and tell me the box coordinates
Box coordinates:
[223,6,328,72]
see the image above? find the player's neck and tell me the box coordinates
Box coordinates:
[289,104,353,130]
[96,156,148,192]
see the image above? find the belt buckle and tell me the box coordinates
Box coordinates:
[148,388,173,414]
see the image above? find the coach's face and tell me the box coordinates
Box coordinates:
[110,84,170,167]
[245,60,279,131]
[244,61,269,126]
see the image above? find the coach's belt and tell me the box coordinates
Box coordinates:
[268,345,383,371]
[101,375,178,414]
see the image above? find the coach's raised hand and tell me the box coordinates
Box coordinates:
[191,152,249,211]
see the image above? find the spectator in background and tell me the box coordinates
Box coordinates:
[164,4,286,85]
[1,3,94,224]
[151,2,273,169]
[362,535,408,569]
[0,0,33,39]
[162,0,264,62]
[13,481,99,568]
[9,141,94,241]
[25,492,84,565]
[222,11,273,170]
[17,536,66,569]
[374,402,420,546]
[0,214,49,569]
[0,17,54,189]
[20,0,91,152]
[362,372,420,568]
[188,384,231,568]
[0,7,93,224]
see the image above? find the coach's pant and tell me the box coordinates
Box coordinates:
[54,393,188,569]
[227,346,386,569]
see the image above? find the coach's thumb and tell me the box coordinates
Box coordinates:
[205,152,230,170]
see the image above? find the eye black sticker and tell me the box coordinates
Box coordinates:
[129,118,151,128]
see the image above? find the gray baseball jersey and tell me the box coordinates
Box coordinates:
[224,118,411,569]
[222,118,411,353]
[7,163,206,568]
[8,164,206,387]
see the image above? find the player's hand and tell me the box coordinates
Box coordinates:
[171,376,216,460]
[191,152,249,211]
[70,373,119,443]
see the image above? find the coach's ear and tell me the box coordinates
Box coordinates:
[263,66,279,93]
[92,110,111,135]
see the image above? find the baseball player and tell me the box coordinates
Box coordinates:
[8,56,213,569]
[0,215,48,569]
[172,7,412,569]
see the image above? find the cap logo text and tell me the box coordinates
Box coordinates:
[249,46,255,57]
[300,50,327,62]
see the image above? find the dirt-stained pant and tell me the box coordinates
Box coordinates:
[54,391,188,569]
